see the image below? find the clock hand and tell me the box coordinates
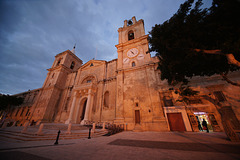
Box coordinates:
[131,51,134,55]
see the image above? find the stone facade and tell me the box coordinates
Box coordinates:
[3,17,240,132]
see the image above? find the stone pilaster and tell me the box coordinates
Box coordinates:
[65,91,77,124]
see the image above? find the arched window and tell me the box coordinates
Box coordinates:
[132,62,136,67]
[56,59,61,66]
[81,76,95,84]
[104,91,109,108]
[70,61,75,69]
[128,30,134,40]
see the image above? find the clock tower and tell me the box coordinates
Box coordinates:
[115,16,151,69]
[115,17,167,131]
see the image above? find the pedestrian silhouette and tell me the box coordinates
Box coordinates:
[202,119,209,133]
[198,120,203,131]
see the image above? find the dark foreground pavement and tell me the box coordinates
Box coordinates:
[0,131,240,160]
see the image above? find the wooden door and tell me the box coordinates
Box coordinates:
[167,113,186,131]
[135,110,140,124]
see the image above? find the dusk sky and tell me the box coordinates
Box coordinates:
[0,0,212,95]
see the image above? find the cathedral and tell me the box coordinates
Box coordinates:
[3,17,240,132]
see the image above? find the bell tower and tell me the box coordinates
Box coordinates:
[114,16,151,125]
[32,48,82,122]
[115,17,168,131]
[115,16,150,70]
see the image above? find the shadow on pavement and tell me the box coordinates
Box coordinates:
[108,139,240,154]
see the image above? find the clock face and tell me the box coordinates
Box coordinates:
[127,48,139,58]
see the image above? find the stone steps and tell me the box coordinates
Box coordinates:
[133,124,142,132]
[0,129,108,141]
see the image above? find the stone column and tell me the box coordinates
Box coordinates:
[132,16,136,24]
[65,92,77,124]
[73,97,82,123]
[115,71,124,124]
[124,20,127,27]
[83,89,93,121]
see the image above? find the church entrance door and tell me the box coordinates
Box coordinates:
[167,113,186,131]
[135,110,140,124]
[81,99,87,121]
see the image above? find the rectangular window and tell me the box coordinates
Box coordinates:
[213,91,226,102]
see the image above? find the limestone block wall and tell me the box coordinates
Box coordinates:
[97,79,116,123]
[6,88,41,125]
[54,72,77,123]
[121,66,167,130]
[89,60,117,123]
[107,59,117,78]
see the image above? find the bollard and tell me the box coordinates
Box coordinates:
[36,121,41,126]
[67,123,72,134]
[88,128,92,139]
[124,123,127,131]
[21,121,29,133]
[102,122,106,130]
[11,121,17,127]
[36,123,44,135]
[54,130,61,145]
[92,123,96,133]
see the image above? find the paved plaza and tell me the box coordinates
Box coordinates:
[0,131,240,160]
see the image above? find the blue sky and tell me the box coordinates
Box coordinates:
[0,0,212,95]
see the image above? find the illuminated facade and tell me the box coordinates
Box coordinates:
[4,17,240,132]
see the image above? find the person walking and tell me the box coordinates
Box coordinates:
[198,120,203,131]
[202,119,209,133]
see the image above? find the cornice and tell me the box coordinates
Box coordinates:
[55,50,83,63]
[116,62,156,73]
[47,64,73,73]
[115,35,149,50]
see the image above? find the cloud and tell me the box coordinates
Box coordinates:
[0,0,211,95]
